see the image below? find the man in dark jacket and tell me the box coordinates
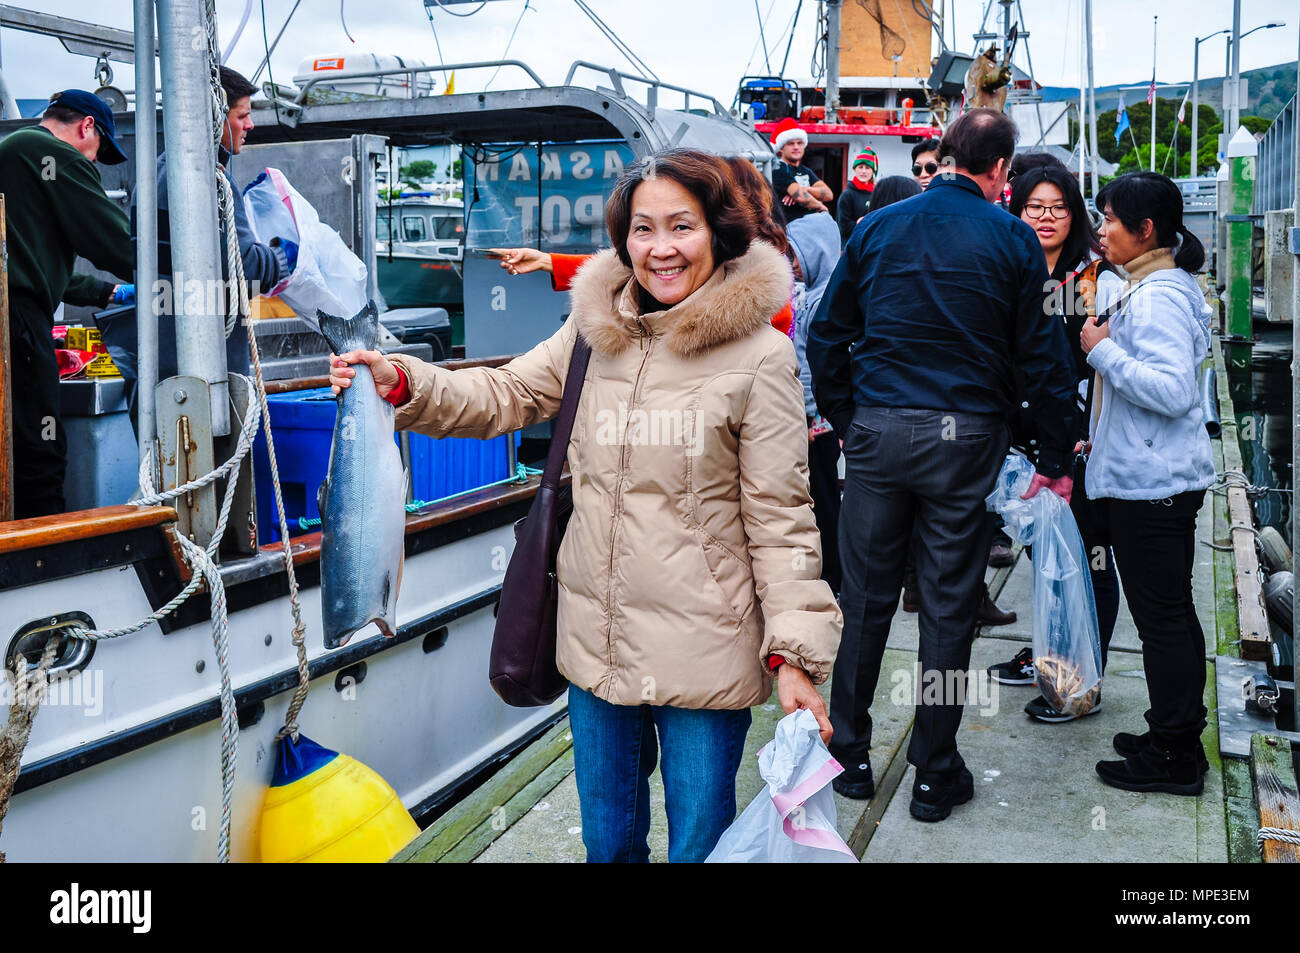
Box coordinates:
[807,108,1078,820]
[120,66,294,421]
[0,90,134,517]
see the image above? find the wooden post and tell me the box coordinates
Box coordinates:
[1251,734,1300,863]
[0,194,12,523]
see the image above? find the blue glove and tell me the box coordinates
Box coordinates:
[272,238,299,275]
[111,283,136,306]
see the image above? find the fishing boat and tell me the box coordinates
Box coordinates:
[0,4,768,862]
[375,194,465,343]
[736,0,1071,204]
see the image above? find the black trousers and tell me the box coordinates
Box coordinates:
[1102,490,1208,751]
[830,406,1008,779]
[807,427,843,595]
[9,294,66,518]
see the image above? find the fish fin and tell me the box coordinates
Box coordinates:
[317,299,380,356]
[316,478,328,519]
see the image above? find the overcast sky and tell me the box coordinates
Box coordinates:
[3,0,1297,108]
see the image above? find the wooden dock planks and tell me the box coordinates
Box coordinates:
[1250,734,1300,863]
[394,717,574,863]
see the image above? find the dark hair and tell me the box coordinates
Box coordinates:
[910,138,941,162]
[938,108,1017,175]
[1009,150,1066,178]
[219,66,258,108]
[43,102,89,126]
[867,175,922,213]
[1008,164,1100,272]
[1095,171,1205,272]
[723,156,789,256]
[606,149,758,270]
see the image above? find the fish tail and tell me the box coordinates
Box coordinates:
[318,299,380,355]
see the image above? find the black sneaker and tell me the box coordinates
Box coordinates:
[1113,731,1210,775]
[989,541,1015,568]
[1024,693,1101,723]
[1096,746,1204,796]
[832,758,875,799]
[909,766,974,822]
[988,647,1035,685]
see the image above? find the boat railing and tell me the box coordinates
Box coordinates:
[1255,94,1296,216]
[265,57,732,124]
[273,59,549,111]
[561,61,732,118]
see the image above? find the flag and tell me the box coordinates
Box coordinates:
[1176,88,1188,124]
[1146,77,1156,105]
[1114,91,1130,143]
[443,72,456,95]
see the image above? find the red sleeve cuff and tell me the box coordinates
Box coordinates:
[383,364,411,406]
[550,253,589,292]
[767,654,786,672]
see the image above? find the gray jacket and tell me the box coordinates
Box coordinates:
[788,213,843,418]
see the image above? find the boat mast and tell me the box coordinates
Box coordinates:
[134,0,158,486]
[155,0,227,539]
[1150,16,1158,171]
[825,0,841,123]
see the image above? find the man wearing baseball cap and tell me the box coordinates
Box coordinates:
[835,148,876,243]
[769,117,833,223]
[0,90,134,518]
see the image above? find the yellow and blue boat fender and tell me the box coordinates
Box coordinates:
[259,733,419,863]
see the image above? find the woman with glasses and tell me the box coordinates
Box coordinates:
[987,161,1124,725]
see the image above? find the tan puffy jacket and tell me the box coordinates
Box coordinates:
[389,241,842,709]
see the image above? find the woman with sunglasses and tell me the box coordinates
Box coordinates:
[987,161,1124,725]
[910,138,941,188]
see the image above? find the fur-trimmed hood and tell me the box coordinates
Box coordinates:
[569,241,793,358]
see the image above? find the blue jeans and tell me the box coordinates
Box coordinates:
[567,684,752,863]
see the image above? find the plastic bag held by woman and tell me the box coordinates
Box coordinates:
[243,168,369,322]
[706,709,856,863]
[986,455,1102,718]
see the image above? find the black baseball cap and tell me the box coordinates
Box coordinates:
[48,89,127,165]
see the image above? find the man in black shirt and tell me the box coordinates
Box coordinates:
[769,117,833,222]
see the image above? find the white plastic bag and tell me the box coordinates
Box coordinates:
[242,167,369,322]
[985,454,1102,717]
[705,709,856,863]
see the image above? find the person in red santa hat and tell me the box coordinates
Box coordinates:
[835,148,877,243]
[770,117,833,222]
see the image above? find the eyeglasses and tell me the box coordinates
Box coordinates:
[912,161,939,177]
[1023,203,1071,220]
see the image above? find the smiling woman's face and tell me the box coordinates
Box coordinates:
[626,176,716,306]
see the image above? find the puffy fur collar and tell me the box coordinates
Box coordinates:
[569,241,792,358]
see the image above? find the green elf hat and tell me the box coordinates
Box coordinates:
[853,148,878,173]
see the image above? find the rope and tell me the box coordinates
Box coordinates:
[1258,826,1300,848]
[0,637,62,863]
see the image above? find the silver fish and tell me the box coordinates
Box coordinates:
[317,301,406,648]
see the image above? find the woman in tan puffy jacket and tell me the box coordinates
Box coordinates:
[330,149,841,862]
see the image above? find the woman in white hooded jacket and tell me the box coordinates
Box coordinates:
[1080,172,1215,797]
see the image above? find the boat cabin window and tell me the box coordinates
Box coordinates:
[432,217,464,241]
[377,215,393,242]
[402,216,428,242]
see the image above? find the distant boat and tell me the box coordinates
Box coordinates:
[376,195,465,336]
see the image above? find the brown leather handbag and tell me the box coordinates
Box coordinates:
[489,335,593,707]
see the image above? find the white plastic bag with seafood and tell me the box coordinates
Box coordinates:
[705,709,856,863]
[243,167,368,323]
[986,454,1102,717]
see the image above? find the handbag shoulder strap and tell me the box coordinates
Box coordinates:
[541,333,592,490]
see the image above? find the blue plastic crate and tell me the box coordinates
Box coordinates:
[253,386,520,544]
